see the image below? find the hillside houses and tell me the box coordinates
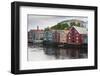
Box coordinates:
[61,19,87,28]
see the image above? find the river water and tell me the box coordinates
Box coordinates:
[28,44,88,61]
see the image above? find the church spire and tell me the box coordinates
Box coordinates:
[37,26,39,30]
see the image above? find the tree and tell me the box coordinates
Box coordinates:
[50,23,69,30]
[70,22,76,27]
[44,27,50,31]
[76,22,80,27]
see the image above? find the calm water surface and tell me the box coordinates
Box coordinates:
[28,44,88,61]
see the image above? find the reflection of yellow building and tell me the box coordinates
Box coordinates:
[59,30,69,44]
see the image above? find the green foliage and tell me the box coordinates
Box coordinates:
[44,27,50,31]
[44,20,81,30]
[70,22,76,27]
[51,23,69,30]
[70,22,80,27]
[76,22,80,27]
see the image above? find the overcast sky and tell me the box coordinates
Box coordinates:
[28,14,87,31]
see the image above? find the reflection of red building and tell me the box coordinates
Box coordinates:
[67,26,87,45]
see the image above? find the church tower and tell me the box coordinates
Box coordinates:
[37,26,39,31]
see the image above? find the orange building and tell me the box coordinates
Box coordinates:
[59,30,69,44]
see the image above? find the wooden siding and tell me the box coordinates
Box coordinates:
[67,27,82,44]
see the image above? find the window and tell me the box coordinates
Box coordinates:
[76,40,79,43]
[75,31,77,33]
[72,40,75,43]
[76,37,78,40]
[72,37,74,40]
[76,34,79,36]
[68,40,71,42]
[69,34,71,36]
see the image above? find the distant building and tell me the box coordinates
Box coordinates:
[43,30,54,43]
[67,26,87,45]
[28,30,34,43]
[61,19,87,28]
[28,26,44,43]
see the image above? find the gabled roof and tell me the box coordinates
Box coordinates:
[73,26,87,34]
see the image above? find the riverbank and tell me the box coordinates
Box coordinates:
[28,41,87,49]
[43,41,87,49]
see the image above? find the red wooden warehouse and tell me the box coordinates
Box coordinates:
[67,26,87,45]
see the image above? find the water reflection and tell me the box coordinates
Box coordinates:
[43,46,87,59]
[28,44,88,61]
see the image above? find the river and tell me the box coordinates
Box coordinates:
[27,44,88,61]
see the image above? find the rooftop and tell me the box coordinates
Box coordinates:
[73,26,87,34]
